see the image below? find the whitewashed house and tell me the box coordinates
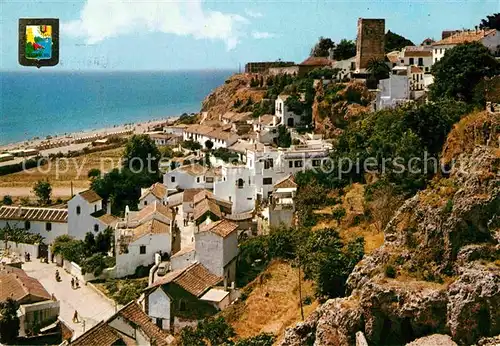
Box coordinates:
[374,73,410,111]
[253,115,281,144]
[163,164,218,191]
[68,190,118,239]
[213,165,255,214]
[0,206,68,244]
[401,46,433,73]
[139,183,168,209]
[182,125,238,149]
[409,66,425,92]
[147,132,181,147]
[143,262,222,332]
[269,176,297,228]
[432,29,500,63]
[275,95,303,128]
[192,190,232,224]
[331,57,357,81]
[115,202,178,278]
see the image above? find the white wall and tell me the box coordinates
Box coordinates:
[68,194,103,240]
[163,170,206,190]
[275,97,302,128]
[116,233,171,278]
[213,166,255,214]
[139,194,163,210]
[482,31,500,54]
[4,241,39,259]
[432,44,454,63]
[0,219,67,244]
[147,287,171,330]
[170,250,196,271]
[376,75,410,111]
[195,231,224,277]
[402,55,433,73]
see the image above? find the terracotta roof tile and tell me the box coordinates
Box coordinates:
[433,29,497,46]
[0,206,68,223]
[274,175,298,189]
[117,302,173,346]
[179,164,208,176]
[136,202,174,222]
[0,266,51,303]
[141,183,167,200]
[79,190,102,203]
[199,219,238,238]
[403,46,433,57]
[185,124,216,136]
[193,199,222,221]
[71,321,122,346]
[299,56,332,66]
[182,189,206,203]
[130,219,170,243]
[410,66,423,73]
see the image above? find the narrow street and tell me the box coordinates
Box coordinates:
[23,260,117,339]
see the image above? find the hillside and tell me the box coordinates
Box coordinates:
[201,74,267,121]
[279,111,500,345]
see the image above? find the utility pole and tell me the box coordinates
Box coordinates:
[70,181,74,197]
[298,257,304,321]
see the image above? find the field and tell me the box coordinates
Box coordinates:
[0,147,124,199]
[222,261,318,342]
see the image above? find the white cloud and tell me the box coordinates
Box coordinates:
[245,9,263,18]
[251,31,277,39]
[63,0,249,50]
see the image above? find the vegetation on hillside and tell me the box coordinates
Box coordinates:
[385,30,414,52]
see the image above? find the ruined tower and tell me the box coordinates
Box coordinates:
[355,18,386,71]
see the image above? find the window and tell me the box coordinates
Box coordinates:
[140,245,146,254]
[196,177,200,183]
[350,61,356,70]
[418,57,423,66]
[425,67,429,72]
[94,205,97,212]
[156,318,163,328]
[400,59,404,64]
[264,159,273,170]
[206,177,214,183]
[288,161,293,168]
[144,201,148,206]
[409,57,414,65]
[171,176,175,183]
[76,206,81,215]
[263,177,273,185]
[312,159,321,167]
[237,178,244,188]
[25,221,31,230]
[94,224,99,232]
[294,160,303,168]
[46,223,52,231]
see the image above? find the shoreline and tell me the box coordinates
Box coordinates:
[0,115,181,152]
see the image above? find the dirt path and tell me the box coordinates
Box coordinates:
[0,187,86,198]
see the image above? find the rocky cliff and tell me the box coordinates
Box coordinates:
[279,111,500,346]
[200,73,266,121]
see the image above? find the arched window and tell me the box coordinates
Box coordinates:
[25,221,31,230]
[94,224,99,232]
[76,206,81,215]
[237,178,244,188]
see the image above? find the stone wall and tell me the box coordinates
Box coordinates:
[355,18,385,70]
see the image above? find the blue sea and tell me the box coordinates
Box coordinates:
[0,70,234,145]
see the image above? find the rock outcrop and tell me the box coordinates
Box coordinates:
[200,73,266,120]
[279,112,500,346]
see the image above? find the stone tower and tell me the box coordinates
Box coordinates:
[355,18,386,71]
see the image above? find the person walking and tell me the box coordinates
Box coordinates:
[71,277,75,289]
[73,310,79,323]
[75,278,79,288]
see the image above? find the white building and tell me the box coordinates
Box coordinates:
[0,206,68,244]
[269,176,297,228]
[331,57,357,81]
[194,218,238,286]
[275,95,303,128]
[68,190,118,239]
[409,66,425,92]
[139,183,168,209]
[400,46,433,73]
[147,132,181,147]
[374,73,410,111]
[183,125,239,149]
[163,164,219,191]
[253,115,281,144]
[432,29,500,63]
[115,202,177,278]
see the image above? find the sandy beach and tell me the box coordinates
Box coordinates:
[0,116,179,152]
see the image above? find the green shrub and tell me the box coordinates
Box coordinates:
[385,264,396,278]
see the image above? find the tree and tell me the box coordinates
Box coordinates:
[84,232,97,256]
[0,298,20,343]
[181,140,202,151]
[367,183,404,232]
[430,42,500,103]
[123,135,161,175]
[275,125,292,148]
[367,58,390,82]
[204,140,214,150]
[235,333,276,346]
[1,196,13,206]
[179,317,235,346]
[33,180,52,206]
[311,36,335,57]
[87,168,101,180]
[385,30,414,52]
[333,39,356,60]
[479,13,500,30]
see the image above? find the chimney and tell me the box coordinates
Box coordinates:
[125,205,130,223]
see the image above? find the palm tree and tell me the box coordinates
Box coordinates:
[367,58,391,81]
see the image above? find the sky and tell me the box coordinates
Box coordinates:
[0,0,499,71]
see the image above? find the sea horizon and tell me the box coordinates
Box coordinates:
[0,69,235,145]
